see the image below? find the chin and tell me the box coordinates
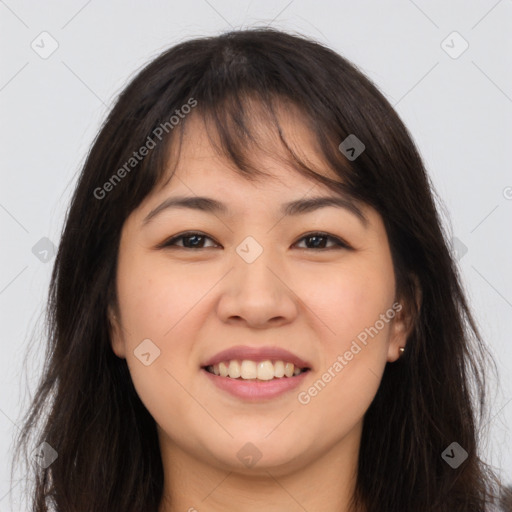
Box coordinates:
[202,432,307,472]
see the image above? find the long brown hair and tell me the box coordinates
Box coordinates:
[12,27,506,511]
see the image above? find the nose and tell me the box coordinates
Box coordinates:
[216,247,298,329]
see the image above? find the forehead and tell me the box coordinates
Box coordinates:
[134,110,373,231]
[162,103,340,193]
[130,99,375,230]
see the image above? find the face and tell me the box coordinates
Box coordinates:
[109,106,410,476]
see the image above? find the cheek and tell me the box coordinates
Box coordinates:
[292,254,396,430]
[116,280,204,443]
[114,254,203,409]
[117,254,208,341]
[293,274,395,439]
[294,355,383,450]
[301,256,396,346]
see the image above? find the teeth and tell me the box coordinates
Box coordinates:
[257,361,274,381]
[228,360,241,378]
[208,360,306,380]
[274,360,285,378]
[240,360,258,379]
[219,361,229,377]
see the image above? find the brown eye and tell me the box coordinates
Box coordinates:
[160,232,218,249]
[294,232,350,251]
[159,231,350,251]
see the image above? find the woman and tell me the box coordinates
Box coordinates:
[13,27,507,511]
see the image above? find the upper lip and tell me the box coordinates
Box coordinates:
[201,345,312,370]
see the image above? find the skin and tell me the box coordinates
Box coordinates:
[109,105,414,512]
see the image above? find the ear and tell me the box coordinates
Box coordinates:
[387,274,422,362]
[108,305,126,359]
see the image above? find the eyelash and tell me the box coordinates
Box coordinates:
[158,231,351,251]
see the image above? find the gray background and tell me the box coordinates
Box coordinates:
[1,0,511,508]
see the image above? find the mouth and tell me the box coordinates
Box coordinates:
[202,360,311,381]
[200,346,312,399]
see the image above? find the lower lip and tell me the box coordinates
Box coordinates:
[201,368,310,401]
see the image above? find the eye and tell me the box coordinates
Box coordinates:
[159,231,218,250]
[294,232,350,251]
[158,231,350,251]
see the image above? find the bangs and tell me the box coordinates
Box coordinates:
[157,89,366,209]
[112,29,391,217]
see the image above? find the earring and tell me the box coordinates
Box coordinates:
[399,346,405,357]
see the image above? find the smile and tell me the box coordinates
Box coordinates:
[201,363,311,401]
[204,359,309,380]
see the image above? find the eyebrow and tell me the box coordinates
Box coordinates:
[142,194,369,228]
